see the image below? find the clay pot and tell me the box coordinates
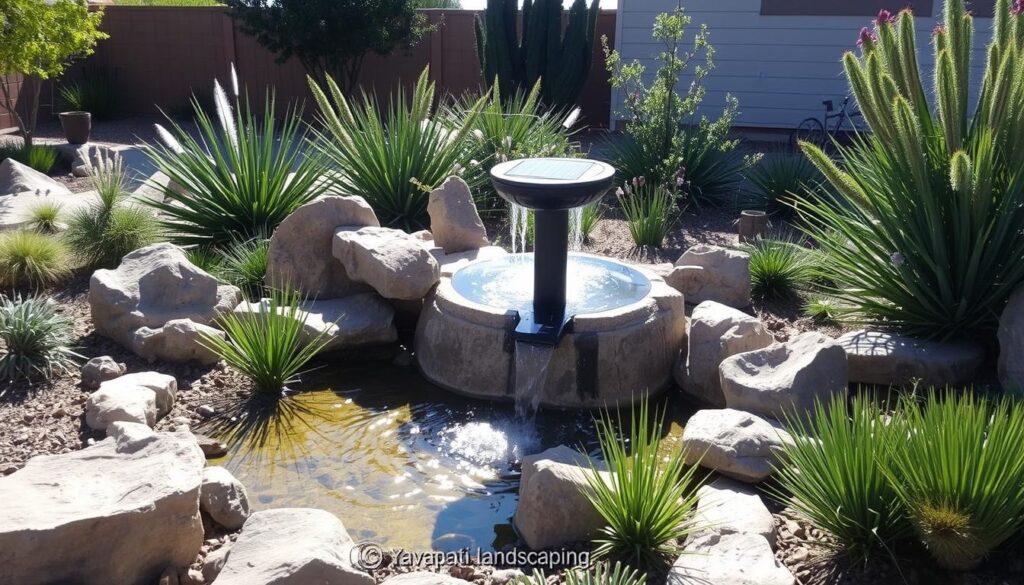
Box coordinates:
[59,111,91,145]
[738,209,768,242]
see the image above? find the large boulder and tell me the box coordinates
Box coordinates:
[100,372,178,418]
[200,466,250,530]
[514,445,608,550]
[85,384,158,431]
[90,243,240,352]
[266,195,380,298]
[0,157,71,196]
[666,244,751,308]
[693,477,776,548]
[838,329,984,387]
[999,286,1024,391]
[215,508,374,585]
[233,293,398,352]
[333,226,440,301]
[0,426,205,585]
[682,409,792,484]
[677,301,774,406]
[721,332,848,420]
[669,533,795,585]
[427,176,489,253]
[132,318,224,365]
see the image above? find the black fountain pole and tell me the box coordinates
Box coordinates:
[531,209,570,331]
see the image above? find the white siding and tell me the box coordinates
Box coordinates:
[613,0,993,129]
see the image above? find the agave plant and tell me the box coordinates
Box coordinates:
[742,234,816,300]
[798,0,1024,340]
[0,294,80,386]
[309,67,485,231]
[516,562,645,585]
[744,152,828,216]
[146,70,327,247]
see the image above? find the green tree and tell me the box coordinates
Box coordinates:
[225,0,430,94]
[0,0,106,148]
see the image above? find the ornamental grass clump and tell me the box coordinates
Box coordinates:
[617,177,676,248]
[743,234,816,301]
[798,0,1024,340]
[744,153,827,216]
[309,67,485,231]
[146,70,327,247]
[0,295,80,386]
[215,237,269,300]
[582,398,702,572]
[886,392,1024,571]
[0,230,71,290]
[26,201,62,234]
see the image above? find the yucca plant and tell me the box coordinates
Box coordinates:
[0,295,80,386]
[798,0,1024,340]
[579,200,603,242]
[617,178,676,248]
[309,67,485,231]
[582,398,702,572]
[215,237,269,300]
[885,392,1024,570]
[200,288,334,396]
[516,562,646,585]
[146,71,327,246]
[0,230,71,290]
[742,234,816,300]
[771,395,910,564]
[26,202,62,234]
[744,153,827,216]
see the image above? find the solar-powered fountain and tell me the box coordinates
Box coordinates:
[415,158,687,411]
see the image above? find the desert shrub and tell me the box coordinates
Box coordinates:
[886,393,1024,570]
[146,74,326,247]
[516,562,645,585]
[0,230,71,289]
[798,0,1024,340]
[582,398,702,571]
[0,144,59,174]
[185,248,223,275]
[215,237,269,300]
[309,67,484,231]
[200,288,333,396]
[772,395,910,564]
[579,201,603,243]
[743,235,816,300]
[0,295,80,385]
[65,152,161,268]
[58,72,118,120]
[617,178,676,248]
[804,296,841,324]
[744,153,827,216]
[26,201,62,234]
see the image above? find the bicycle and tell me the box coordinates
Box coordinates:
[792,96,863,150]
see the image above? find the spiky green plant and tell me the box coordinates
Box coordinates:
[309,67,485,231]
[804,296,842,324]
[0,295,80,385]
[742,234,816,300]
[582,398,702,571]
[146,73,327,246]
[516,562,645,585]
[579,200,603,242]
[744,153,827,216]
[617,178,676,248]
[200,288,334,396]
[0,230,71,289]
[0,144,58,174]
[26,201,62,234]
[186,248,223,275]
[771,395,910,564]
[798,0,1024,340]
[885,392,1024,570]
[215,237,269,300]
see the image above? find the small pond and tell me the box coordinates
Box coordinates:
[214,360,690,552]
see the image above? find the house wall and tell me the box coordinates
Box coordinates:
[613,0,994,129]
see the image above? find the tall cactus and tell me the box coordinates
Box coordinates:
[474,0,599,111]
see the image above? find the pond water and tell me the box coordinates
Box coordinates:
[214,361,690,552]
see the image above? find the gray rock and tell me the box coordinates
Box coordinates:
[215,508,373,585]
[194,433,228,458]
[333,226,440,301]
[693,477,776,548]
[381,572,468,585]
[682,409,792,484]
[99,371,178,418]
[0,158,71,196]
[233,294,398,352]
[0,429,205,585]
[999,287,1024,392]
[85,384,158,431]
[678,301,774,406]
[721,332,848,420]
[132,318,224,365]
[427,176,489,253]
[838,329,984,387]
[80,355,126,389]
[514,445,608,550]
[266,195,379,298]
[669,532,795,585]
[200,466,250,530]
[202,544,231,583]
[667,244,751,308]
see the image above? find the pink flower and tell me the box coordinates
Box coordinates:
[1013,0,1024,15]
[932,23,945,36]
[857,27,878,47]
[876,9,894,24]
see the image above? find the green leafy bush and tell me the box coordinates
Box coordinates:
[0,295,80,385]
[65,152,161,268]
[582,398,702,571]
[743,235,815,300]
[887,393,1024,570]
[146,75,326,246]
[744,153,826,216]
[309,67,484,231]
[0,144,59,174]
[200,288,333,396]
[772,395,909,564]
[798,0,1024,340]
[215,237,269,300]
[0,230,71,289]
[26,201,62,234]
[617,178,675,248]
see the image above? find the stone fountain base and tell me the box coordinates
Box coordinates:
[414,259,687,409]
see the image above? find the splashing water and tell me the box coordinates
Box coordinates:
[569,206,584,251]
[509,202,529,253]
[512,341,555,417]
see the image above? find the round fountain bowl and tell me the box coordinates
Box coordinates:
[414,253,687,409]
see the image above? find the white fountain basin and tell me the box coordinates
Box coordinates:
[414,253,687,409]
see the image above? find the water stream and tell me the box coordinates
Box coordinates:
[512,342,555,417]
[508,203,585,253]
